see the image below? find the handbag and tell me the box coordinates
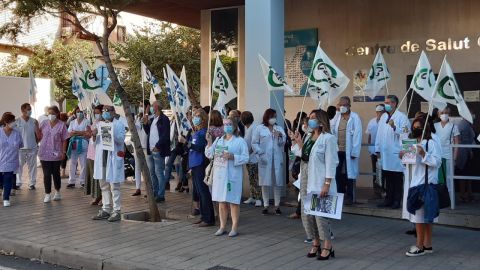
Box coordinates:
[203,159,214,186]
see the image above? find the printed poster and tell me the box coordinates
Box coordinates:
[401,139,417,164]
[303,192,344,220]
[99,122,114,151]
[213,145,228,168]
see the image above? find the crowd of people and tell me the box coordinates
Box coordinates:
[0,93,477,259]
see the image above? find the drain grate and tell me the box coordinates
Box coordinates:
[206,267,239,270]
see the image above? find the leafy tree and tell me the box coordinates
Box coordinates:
[0,39,95,109]
[1,0,161,221]
[113,22,200,108]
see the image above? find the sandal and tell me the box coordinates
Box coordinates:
[307,245,320,258]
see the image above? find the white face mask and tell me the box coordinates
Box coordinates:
[440,114,449,122]
[48,114,57,122]
[339,106,349,114]
[268,118,276,125]
[7,122,16,129]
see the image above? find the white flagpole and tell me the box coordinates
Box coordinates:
[381,50,390,96]
[207,52,219,130]
[141,62,145,114]
[271,90,291,132]
[397,87,412,113]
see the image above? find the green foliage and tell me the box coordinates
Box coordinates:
[113,22,200,109]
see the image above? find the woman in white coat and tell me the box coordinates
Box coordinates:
[252,108,286,215]
[92,106,126,222]
[401,117,441,257]
[293,109,339,260]
[332,96,362,204]
[205,117,249,237]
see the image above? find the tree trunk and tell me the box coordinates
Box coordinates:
[96,37,161,222]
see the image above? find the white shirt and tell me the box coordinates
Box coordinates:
[135,116,147,149]
[366,117,379,155]
[15,117,38,149]
[68,118,89,134]
[149,116,159,151]
[434,121,460,160]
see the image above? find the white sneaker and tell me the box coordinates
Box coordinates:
[255,200,262,207]
[44,194,52,203]
[243,197,255,204]
[3,200,10,207]
[53,192,62,201]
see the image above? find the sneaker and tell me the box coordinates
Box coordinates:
[53,192,62,201]
[43,194,52,203]
[423,246,434,254]
[262,208,269,215]
[3,200,10,207]
[92,210,110,220]
[255,200,262,207]
[214,228,226,236]
[228,231,238,237]
[275,208,282,216]
[66,184,75,189]
[81,184,85,188]
[243,197,255,204]
[304,239,313,244]
[330,232,335,240]
[107,211,121,222]
[29,185,36,190]
[406,246,425,257]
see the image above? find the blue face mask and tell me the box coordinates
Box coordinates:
[102,111,112,120]
[76,112,84,119]
[150,107,155,115]
[384,104,393,112]
[94,114,101,121]
[192,116,201,126]
[27,110,32,117]
[224,125,234,134]
[308,119,319,129]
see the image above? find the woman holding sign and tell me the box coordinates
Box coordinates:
[292,110,338,260]
[205,116,249,237]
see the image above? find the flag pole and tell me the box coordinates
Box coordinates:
[397,87,412,113]
[141,61,145,114]
[207,52,219,131]
[271,90,291,132]
[406,89,415,117]
[381,49,390,96]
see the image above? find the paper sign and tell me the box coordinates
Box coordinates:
[99,122,114,151]
[303,192,344,220]
[213,145,228,168]
[464,90,480,102]
[401,139,417,164]
[420,102,429,114]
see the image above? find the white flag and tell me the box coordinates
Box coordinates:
[212,55,237,116]
[433,57,473,123]
[28,68,37,104]
[166,64,193,135]
[149,89,157,104]
[307,44,350,108]
[258,54,294,94]
[364,49,391,99]
[141,61,162,94]
[180,65,188,94]
[410,51,446,110]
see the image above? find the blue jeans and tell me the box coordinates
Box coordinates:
[146,152,166,199]
[0,172,14,201]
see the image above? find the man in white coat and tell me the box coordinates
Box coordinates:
[332,96,362,205]
[92,106,126,222]
[375,95,410,209]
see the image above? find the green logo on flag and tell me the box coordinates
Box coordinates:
[79,69,102,91]
[267,67,285,87]
[113,93,122,106]
[214,67,229,94]
[369,63,390,82]
[437,76,461,101]
[413,68,433,91]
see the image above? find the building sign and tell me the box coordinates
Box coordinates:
[464,90,480,102]
[346,36,480,56]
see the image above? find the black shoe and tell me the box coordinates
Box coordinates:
[377,201,393,208]
[307,245,320,258]
[391,202,401,209]
[165,183,171,191]
[262,208,269,215]
[131,189,141,196]
[15,185,21,190]
[317,248,335,260]
[275,208,282,215]
[66,184,75,189]
[155,197,165,203]
[405,229,416,235]
[174,183,182,191]
[29,185,36,190]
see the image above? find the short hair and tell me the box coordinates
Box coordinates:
[94,104,104,112]
[240,111,254,126]
[209,110,223,127]
[225,116,240,137]
[262,108,277,126]
[202,106,211,115]
[48,105,61,117]
[21,103,31,111]
[339,96,351,106]
[439,107,451,114]
[59,112,68,122]
[74,106,80,113]
[386,95,399,105]
[0,112,15,126]
[310,109,331,133]
[194,108,208,130]
[327,106,337,120]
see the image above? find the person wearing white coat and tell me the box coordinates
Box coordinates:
[375,95,411,209]
[251,108,286,215]
[205,117,249,237]
[332,96,362,205]
[292,109,339,260]
[92,106,126,222]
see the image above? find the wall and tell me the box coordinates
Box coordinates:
[284,0,480,187]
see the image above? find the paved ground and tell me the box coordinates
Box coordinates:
[0,255,68,270]
[0,172,479,270]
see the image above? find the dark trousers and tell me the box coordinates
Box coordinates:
[383,170,403,205]
[336,151,355,201]
[191,165,214,224]
[0,172,14,201]
[41,160,62,194]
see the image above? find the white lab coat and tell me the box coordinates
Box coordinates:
[332,111,362,179]
[307,133,339,193]
[93,118,126,183]
[375,111,411,172]
[205,136,249,204]
[251,124,286,187]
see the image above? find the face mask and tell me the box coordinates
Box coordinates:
[439,114,449,122]
[7,122,16,129]
[94,114,101,121]
[150,107,155,115]
[411,128,423,138]
[308,119,319,129]
[224,125,234,134]
[26,110,32,117]
[301,125,307,133]
[268,118,276,125]
[339,106,349,114]
[76,112,84,119]
[48,114,56,122]
[102,112,112,120]
[384,104,393,113]
[192,116,201,126]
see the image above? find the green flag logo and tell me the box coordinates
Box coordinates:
[79,69,102,91]
[267,67,285,87]
[413,68,434,91]
[369,63,390,82]
[214,67,229,94]
[437,76,461,101]
[309,59,340,88]
[113,93,122,106]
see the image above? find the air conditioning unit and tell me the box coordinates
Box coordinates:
[61,26,72,37]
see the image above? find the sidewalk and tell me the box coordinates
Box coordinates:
[1,176,479,270]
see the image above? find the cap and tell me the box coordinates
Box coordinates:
[375,105,385,112]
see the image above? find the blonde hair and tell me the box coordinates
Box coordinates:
[194,108,208,130]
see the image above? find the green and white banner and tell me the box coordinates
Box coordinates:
[212,55,237,116]
[258,54,294,94]
[364,49,390,99]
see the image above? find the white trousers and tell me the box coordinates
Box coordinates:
[262,186,282,207]
[16,148,38,186]
[99,179,122,212]
[68,150,87,185]
[134,149,148,189]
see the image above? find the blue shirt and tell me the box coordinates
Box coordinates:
[0,128,23,172]
[189,128,207,168]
